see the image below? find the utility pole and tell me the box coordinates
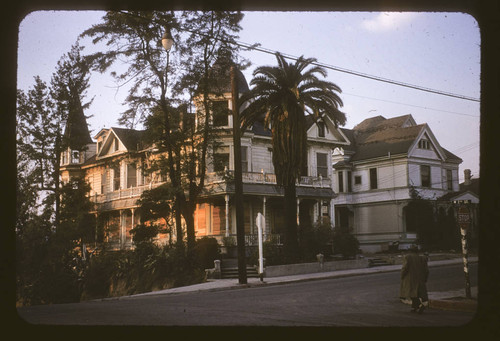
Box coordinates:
[458,204,472,298]
[231,64,247,284]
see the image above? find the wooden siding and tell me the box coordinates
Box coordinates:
[353,203,402,235]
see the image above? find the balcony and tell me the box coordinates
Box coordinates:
[91,171,331,205]
[91,182,163,204]
[205,170,331,188]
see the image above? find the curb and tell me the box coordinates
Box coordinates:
[429,298,477,313]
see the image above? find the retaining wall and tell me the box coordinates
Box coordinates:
[264,258,370,277]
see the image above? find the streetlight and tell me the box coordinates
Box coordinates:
[161,27,174,52]
[162,27,174,88]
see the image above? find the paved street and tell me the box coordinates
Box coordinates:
[17,262,477,327]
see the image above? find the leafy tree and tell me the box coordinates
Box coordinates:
[406,186,437,250]
[81,11,244,252]
[240,53,346,262]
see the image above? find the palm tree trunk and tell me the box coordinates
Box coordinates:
[283,183,300,263]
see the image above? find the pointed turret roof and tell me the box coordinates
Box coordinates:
[63,90,92,150]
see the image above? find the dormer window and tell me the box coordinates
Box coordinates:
[318,122,326,137]
[71,150,80,164]
[418,139,430,150]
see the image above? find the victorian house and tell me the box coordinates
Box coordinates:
[60,67,344,250]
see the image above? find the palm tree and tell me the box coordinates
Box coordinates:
[240,53,346,262]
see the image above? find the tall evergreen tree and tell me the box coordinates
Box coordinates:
[240,53,346,261]
[16,44,93,305]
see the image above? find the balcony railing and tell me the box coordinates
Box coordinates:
[91,171,330,204]
[206,170,330,188]
[91,182,163,204]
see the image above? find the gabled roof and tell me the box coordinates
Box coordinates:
[439,190,479,202]
[346,115,423,161]
[340,114,461,163]
[111,127,146,151]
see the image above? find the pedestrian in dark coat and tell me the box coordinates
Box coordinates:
[400,245,429,313]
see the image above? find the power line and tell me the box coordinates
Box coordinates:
[235,40,480,103]
[342,92,479,118]
[114,10,481,103]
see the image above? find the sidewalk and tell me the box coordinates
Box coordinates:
[119,256,478,312]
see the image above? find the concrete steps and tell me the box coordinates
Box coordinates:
[221,259,259,279]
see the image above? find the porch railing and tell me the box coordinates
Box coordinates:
[213,233,282,246]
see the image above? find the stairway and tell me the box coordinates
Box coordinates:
[368,257,392,267]
[221,259,260,279]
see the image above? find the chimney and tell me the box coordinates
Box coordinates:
[464,169,472,186]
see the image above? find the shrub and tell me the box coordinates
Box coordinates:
[81,250,124,300]
[332,228,359,259]
[192,237,220,270]
[298,222,334,261]
[130,223,160,244]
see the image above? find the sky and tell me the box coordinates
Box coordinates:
[17,10,480,182]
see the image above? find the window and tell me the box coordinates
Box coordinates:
[101,171,107,194]
[127,163,137,188]
[354,175,362,185]
[97,141,102,153]
[214,146,229,173]
[338,171,344,193]
[317,122,326,137]
[370,168,378,189]
[347,171,352,192]
[71,150,80,164]
[418,139,430,150]
[241,146,248,172]
[212,100,229,127]
[61,151,67,165]
[421,165,431,187]
[321,201,330,223]
[114,138,119,152]
[113,166,120,191]
[316,153,328,177]
[446,169,453,190]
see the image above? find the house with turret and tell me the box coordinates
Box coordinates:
[59,66,344,251]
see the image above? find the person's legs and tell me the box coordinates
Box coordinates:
[411,298,420,312]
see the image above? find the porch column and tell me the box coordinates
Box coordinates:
[119,209,125,248]
[262,196,267,238]
[330,200,336,227]
[225,194,230,237]
[297,198,300,225]
[250,200,254,234]
[314,200,320,224]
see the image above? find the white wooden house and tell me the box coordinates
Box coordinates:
[331,115,462,252]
